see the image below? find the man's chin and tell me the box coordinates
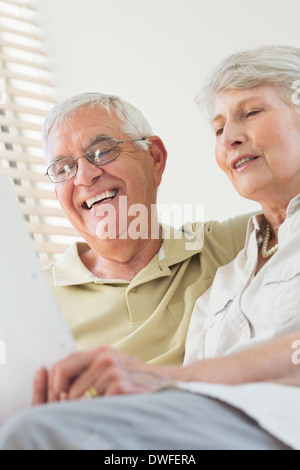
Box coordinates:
[95,217,125,241]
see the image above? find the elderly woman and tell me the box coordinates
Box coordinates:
[1,45,300,450]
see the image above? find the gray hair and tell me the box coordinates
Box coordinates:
[42,92,153,154]
[196,45,300,120]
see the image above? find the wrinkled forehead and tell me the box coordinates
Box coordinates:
[45,107,124,163]
[211,85,286,122]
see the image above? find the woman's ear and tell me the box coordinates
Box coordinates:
[147,135,168,188]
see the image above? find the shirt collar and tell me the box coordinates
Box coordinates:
[51,223,203,287]
[285,192,300,216]
[159,222,203,265]
[52,242,96,286]
[245,192,300,252]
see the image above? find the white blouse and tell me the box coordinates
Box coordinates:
[185,195,300,363]
[176,194,300,449]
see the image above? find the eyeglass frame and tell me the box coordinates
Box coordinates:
[45,137,148,184]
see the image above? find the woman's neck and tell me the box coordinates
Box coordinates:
[255,211,283,275]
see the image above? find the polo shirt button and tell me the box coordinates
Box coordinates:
[131,287,137,293]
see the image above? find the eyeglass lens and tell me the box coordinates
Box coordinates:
[48,139,120,182]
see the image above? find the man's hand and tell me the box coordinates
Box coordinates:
[32,346,182,405]
[32,367,48,405]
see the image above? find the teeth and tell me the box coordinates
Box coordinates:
[235,157,255,169]
[85,190,117,209]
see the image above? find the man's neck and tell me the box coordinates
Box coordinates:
[80,232,163,281]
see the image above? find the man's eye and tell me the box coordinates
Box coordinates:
[56,163,72,175]
[93,148,113,162]
[216,127,223,136]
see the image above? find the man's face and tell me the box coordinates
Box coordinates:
[46,107,162,243]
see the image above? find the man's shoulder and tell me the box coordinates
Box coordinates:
[162,212,255,255]
[42,241,91,287]
[203,212,256,235]
[193,212,258,265]
[181,212,255,241]
[43,241,86,269]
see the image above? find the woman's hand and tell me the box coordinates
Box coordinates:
[32,331,300,406]
[32,346,183,405]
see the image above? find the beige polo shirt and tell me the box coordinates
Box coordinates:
[44,217,251,365]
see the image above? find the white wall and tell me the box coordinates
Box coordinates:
[34,0,300,223]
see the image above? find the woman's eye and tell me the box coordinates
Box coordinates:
[245,109,261,118]
[216,127,224,136]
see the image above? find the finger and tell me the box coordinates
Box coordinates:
[96,363,170,396]
[103,381,148,396]
[68,349,120,399]
[94,368,127,396]
[84,353,139,397]
[47,367,59,402]
[32,368,48,405]
[51,350,99,396]
[68,360,107,399]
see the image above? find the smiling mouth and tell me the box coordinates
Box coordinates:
[234,156,259,169]
[82,189,118,210]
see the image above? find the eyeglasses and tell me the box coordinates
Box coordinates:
[46,137,147,183]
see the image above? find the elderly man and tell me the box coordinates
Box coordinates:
[41,92,249,366]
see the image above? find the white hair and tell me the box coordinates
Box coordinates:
[196,45,300,120]
[42,92,153,154]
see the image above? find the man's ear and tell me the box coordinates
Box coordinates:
[147,135,168,188]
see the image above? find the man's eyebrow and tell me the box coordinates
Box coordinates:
[211,96,263,124]
[85,134,112,150]
[50,135,113,163]
[51,155,69,164]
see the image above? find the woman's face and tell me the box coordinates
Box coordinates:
[213,85,300,207]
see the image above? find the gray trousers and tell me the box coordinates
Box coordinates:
[0,390,291,450]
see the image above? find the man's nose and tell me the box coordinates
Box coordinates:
[73,155,103,186]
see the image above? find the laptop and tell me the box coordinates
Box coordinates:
[0,176,77,427]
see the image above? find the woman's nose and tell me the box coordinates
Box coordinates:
[221,121,246,149]
[73,155,103,186]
